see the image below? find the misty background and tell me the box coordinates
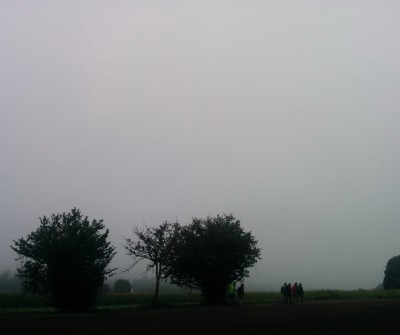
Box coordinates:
[1,0,400,291]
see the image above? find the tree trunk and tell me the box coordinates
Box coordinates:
[152,265,161,307]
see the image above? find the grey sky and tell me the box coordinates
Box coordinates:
[1,0,400,290]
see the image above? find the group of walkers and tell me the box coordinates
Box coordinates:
[280,282,304,304]
[225,281,304,305]
[226,282,245,305]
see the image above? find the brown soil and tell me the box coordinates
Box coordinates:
[1,300,400,334]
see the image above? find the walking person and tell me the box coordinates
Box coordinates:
[226,282,235,305]
[292,282,298,304]
[285,282,292,304]
[281,283,287,304]
[297,283,304,304]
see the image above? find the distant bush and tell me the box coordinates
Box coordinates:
[113,279,132,293]
[0,271,21,292]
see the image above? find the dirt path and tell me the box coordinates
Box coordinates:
[1,300,400,334]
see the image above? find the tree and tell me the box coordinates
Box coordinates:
[11,208,116,312]
[113,279,132,293]
[166,214,261,303]
[123,221,180,306]
[383,255,400,290]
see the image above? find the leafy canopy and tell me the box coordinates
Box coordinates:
[11,208,116,311]
[383,255,400,290]
[124,221,180,306]
[166,214,261,303]
[124,221,180,275]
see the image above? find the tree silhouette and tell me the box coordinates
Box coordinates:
[383,255,400,289]
[11,208,116,312]
[166,214,261,303]
[124,221,180,306]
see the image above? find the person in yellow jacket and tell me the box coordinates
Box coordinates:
[226,282,236,304]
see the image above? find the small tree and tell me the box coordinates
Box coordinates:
[383,255,400,290]
[11,208,116,312]
[113,279,132,293]
[166,214,261,303]
[124,221,180,306]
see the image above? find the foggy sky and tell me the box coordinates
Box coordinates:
[1,0,400,290]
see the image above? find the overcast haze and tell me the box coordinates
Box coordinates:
[1,0,400,290]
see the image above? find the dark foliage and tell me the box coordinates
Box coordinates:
[383,255,400,290]
[113,279,132,293]
[124,221,180,306]
[11,208,116,312]
[166,214,261,303]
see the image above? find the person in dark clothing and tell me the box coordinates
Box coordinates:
[292,282,298,304]
[297,283,304,304]
[281,283,287,303]
[285,282,292,304]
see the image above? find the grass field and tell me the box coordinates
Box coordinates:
[1,289,400,313]
[1,298,400,334]
[1,290,400,334]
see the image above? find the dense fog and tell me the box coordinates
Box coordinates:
[1,1,400,291]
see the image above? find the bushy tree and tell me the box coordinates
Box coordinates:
[11,208,116,312]
[166,214,261,303]
[113,279,132,293]
[383,255,400,290]
[124,221,180,306]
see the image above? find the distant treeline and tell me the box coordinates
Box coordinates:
[105,276,191,294]
[0,271,187,294]
[2,270,383,294]
[0,271,21,292]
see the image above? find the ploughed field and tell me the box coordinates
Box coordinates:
[1,300,400,334]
